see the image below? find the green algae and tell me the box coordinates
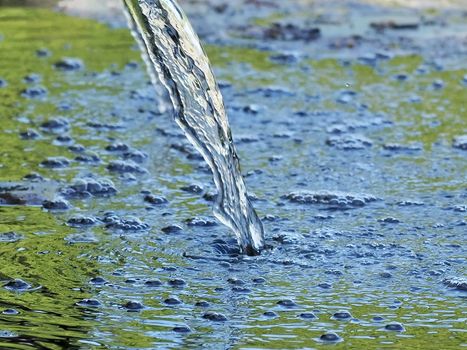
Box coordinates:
[0,7,140,181]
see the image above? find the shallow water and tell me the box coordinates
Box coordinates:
[0,2,466,349]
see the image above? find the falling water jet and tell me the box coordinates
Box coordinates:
[122,0,265,255]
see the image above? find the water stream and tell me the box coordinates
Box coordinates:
[122,0,265,255]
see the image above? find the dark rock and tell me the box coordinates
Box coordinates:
[62,177,117,198]
[164,297,182,305]
[319,332,342,342]
[20,129,41,140]
[2,309,19,315]
[36,48,51,57]
[123,301,144,311]
[299,312,317,319]
[144,194,168,205]
[442,277,467,291]
[21,86,47,98]
[195,301,210,308]
[42,198,70,210]
[54,58,84,71]
[75,152,101,163]
[168,279,186,287]
[105,143,130,152]
[185,217,217,227]
[68,144,85,153]
[23,173,44,181]
[123,150,148,163]
[40,157,71,168]
[76,299,101,307]
[332,311,353,320]
[180,184,204,194]
[277,299,297,308]
[283,190,377,209]
[252,277,266,284]
[259,23,321,42]
[383,143,422,152]
[263,311,278,317]
[144,280,162,287]
[3,279,32,292]
[23,73,41,83]
[373,316,385,322]
[162,224,183,234]
[103,214,149,231]
[0,231,23,243]
[107,160,147,174]
[0,78,7,88]
[89,277,107,285]
[326,134,373,150]
[378,217,400,224]
[453,135,467,150]
[173,326,191,333]
[202,312,228,322]
[385,322,405,332]
[40,118,69,132]
[370,21,419,31]
[67,215,99,227]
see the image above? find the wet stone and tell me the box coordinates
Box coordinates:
[162,224,183,234]
[173,326,191,333]
[105,142,130,152]
[332,311,353,320]
[202,312,228,322]
[277,299,297,308]
[104,214,149,231]
[383,143,422,152]
[75,152,101,163]
[263,311,278,318]
[232,287,251,293]
[373,316,385,322]
[144,194,168,205]
[107,160,147,174]
[40,157,71,168]
[65,232,98,244]
[76,299,101,308]
[186,217,217,227]
[378,217,400,224]
[385,322,405,332]
[164,297,182,305]
[67,215,99,227]
[442,277,467,291]
[36,48,51,57]
[54,135,73,145]
[2,309,19,315]
[257,23,321,42]
[54,58,84,71]
[20,129,41,140]
[23,173,44,181]
[252,277,266,284]
[299,312,317,319]
[42,198,71,210]
[379,272,393,278]
[180,184,204,194]
[68,144,85,153]
[195,301,210,308]
[89,277,107,285]
[227,278,245,286]
[0,232,23,243]
[123,150,148,163]
[63,177,117,198]
[40,118,69,132]
[168,279,186,287]
[283,190,377,209]
[3,279,32,292]
[453,135,467,150]
[23,73,41,84]
[319,332,342,343]
[144,280,162,287]
[21,86,47,99]
[0,78,6,88]
[326,134,373,150]
[123,301,144,311]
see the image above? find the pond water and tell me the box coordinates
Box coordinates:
[0,1,466,349]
